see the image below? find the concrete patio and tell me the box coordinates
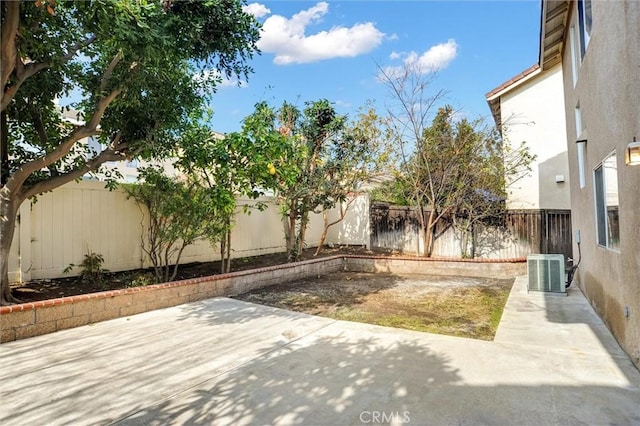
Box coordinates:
[1,276,638,425]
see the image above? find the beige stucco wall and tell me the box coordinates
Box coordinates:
[500,65,571,210]
[561,0,640,367]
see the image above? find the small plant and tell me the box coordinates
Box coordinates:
[127,272,157,288]
[63,252,108,284]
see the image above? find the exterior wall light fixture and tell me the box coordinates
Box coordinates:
[625,137,640,166]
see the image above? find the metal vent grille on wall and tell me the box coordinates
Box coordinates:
[527,254,565,293]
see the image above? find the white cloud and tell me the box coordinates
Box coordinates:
[219,76,248,88]
[242,3,271,18]
[379,39,458,80]
[412,39,458,73]
[257,2,385,65]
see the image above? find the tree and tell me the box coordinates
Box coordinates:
[241,99,378,262]
[174,121,275,274]
[450,123,534,258]
[125,167,212,283]
[378,61,533,257]
[376,61,446,256]
[0,0,260,303]
[314,103,391,256]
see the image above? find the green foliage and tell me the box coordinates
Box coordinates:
[1,0,261,300]
[369,176,412,205]
[125,166,231,283]
[383,105,534,257]
[63,251,108,284]
[127,272,157,288]
[237,99,388,261]
[2,0,260,187]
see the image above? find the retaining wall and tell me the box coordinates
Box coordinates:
[344,255,526,279]
[1,256,524,343]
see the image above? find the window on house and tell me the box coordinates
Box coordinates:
[575,105,586,188]
[569,25,579,86]
[594,152,619,250]
[578,0,592,59]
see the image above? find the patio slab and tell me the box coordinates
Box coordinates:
[0,276,638,425]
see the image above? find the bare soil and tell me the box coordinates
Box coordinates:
[10,246,373,303]
[234,272,514,340]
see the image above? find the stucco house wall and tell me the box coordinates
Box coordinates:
[486,65,571,210]
[559,0,640,367]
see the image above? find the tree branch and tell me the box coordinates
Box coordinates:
[5,86,121,194]
[0,1,20,110]
[2,28,96,112]
[20,146,127,201]
[61,34,97,63]
[100,51,123,93]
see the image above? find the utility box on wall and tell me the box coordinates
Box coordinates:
[527,254,566,294]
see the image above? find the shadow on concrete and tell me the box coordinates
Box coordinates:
[2,291,639,426]
[113,332,639,425]
[113,334,462,425]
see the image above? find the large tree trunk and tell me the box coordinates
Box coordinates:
[0,190,23,305]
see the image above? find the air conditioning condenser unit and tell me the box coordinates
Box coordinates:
[527,254,566,294]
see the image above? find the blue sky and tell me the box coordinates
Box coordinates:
[208,0,542,134]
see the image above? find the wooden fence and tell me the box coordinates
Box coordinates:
[370,203,572,260]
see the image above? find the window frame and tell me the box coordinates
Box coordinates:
[569,25,580,86]
[593,151,620,252]
[577,0,592,59]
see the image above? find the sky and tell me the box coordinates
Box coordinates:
[208,0,542,134]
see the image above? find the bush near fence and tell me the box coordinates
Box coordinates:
[8,181,370,283]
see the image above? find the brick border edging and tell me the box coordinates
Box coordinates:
[342,255,526,279]
[1,255,525,342]
[342,254,526,263]
[0,255,339,315]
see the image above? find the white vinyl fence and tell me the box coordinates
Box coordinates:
[8,180,370,283]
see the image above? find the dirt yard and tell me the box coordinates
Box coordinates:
[235,272,514,341]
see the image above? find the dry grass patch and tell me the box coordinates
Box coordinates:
[235,272,513,340]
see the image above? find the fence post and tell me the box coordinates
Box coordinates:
[541,209,547,254]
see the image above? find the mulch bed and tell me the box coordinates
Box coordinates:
[9,246,375,303]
